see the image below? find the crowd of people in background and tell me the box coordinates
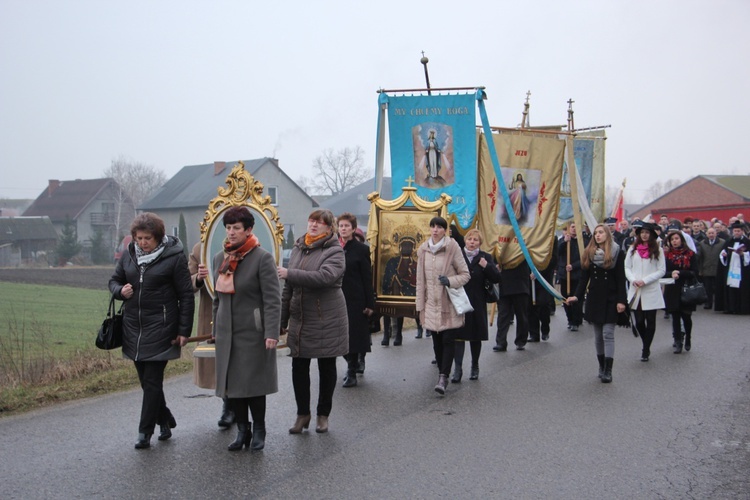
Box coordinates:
[110,208,749,451]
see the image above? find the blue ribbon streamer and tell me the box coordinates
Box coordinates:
[475,89,563,301]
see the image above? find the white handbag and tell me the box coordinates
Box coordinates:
[446,286,474,314]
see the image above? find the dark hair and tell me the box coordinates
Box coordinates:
[429,216,448,230]
[130,212,165,241]
[308,209,335,227]
[223,206,255,230]
[630,227,661,260]
[337,212,357,230]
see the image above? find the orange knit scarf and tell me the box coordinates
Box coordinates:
[304,231,329,246]
[215,234,259,294]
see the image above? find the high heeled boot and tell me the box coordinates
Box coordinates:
[289,414,311,434]
[250,424,265,451]
[673,331,683,354]
[601,358,613,383]
[597,354,606,379]
[228,422,251,451]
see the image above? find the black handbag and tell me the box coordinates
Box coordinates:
[96,295,123,350]
[483,280,499,303]
[680,277,708,306]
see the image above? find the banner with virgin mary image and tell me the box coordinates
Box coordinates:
[557,129,606,227]
[386,93,478,229]
[477,130,565,269]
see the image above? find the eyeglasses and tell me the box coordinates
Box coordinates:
[308,219,327,226]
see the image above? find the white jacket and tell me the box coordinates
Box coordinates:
[624,246,666,310]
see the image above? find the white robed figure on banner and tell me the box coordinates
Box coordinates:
[419,128,451,181]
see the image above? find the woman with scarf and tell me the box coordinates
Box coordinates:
[109,213,194,449]
[451,229,501,382]
[663,227,699,353]
[624,222,666,362]
[337,212,375,388]
[565,224,627,383]
[416,216,470,395]
[279,209,348,434]
[212,206,281,451]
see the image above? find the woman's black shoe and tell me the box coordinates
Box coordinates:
[250,426,265,451]
[135,433,152,449]
[469,366,479,380]
[158,424,172,441]
[228,423,251,451]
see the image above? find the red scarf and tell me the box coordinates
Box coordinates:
[215,234,259,294]
[665,246,693,270]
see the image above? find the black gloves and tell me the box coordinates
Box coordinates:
[438,275,450,286]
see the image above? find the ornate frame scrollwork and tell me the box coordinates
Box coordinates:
[366,177,451,318]
[199,161,286,298]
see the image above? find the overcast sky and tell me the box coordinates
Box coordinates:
[2,0,748,205]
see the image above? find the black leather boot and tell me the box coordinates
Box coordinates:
[218,399,235,428]
[250,424,265,451]
[684,331,691,351]
[673,331,683,354]
[135,433,152,449]
[597,354,606,379]
[393,329,403,346]
[228,422,251,451]
[381,331,390,346]
[356,353,365,374]
[450,365,462,383]
[469,364,479,380]
[158,424,172,441]
[601,358,613,383]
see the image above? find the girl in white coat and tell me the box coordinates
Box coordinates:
[624,222,666,361]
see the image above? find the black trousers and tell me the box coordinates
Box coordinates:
[702,276,716,308]
[496,294,530,348]
[528,301,551,340]
[133,360,171,435]
[292,357,337,417]
[230,396,266,427]
[560,279,582,326]
[430,328,459,376]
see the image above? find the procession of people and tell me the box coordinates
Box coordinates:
[110,208,750,451]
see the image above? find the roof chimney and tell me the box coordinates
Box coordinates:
[48,180,61,196]
[214,161,226,176]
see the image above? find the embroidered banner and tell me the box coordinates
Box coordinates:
[557,129,606,227]
[386,93,478,229]
[477,130,565,269]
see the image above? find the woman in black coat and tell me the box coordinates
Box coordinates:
[109,213,194,449]
[337,213,375,388]
[663,228,699,353]
[566,224,626,384]
[452,229,501,382]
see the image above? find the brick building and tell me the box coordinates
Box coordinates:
[632,175,750,222]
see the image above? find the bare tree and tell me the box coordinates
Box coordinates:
[642,178,681,204]
[104,155,167,209]
[309,146,369,196]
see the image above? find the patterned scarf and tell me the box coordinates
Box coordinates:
[215,234,259,294]
[665,245,693,270]
[135,236,168,267]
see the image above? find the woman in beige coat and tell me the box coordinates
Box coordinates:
[278,209,348,434]
[212,207,281,451]
[416,216,470,395]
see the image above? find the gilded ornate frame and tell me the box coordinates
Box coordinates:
[366,178,451,318]
[199,161,285,298]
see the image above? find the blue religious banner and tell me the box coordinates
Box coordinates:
[385,93,477,229]
[556,130,606,227]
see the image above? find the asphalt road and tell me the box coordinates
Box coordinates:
[1,308,749,499]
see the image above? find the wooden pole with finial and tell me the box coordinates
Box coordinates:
[420,52,432,96]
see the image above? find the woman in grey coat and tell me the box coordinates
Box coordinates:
[212,206,281,451]
[278,209,348,434]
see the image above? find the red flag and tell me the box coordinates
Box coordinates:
[610,179,626,223]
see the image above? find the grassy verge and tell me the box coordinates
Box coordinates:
[0,281,196,417]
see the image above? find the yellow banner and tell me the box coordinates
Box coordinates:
[477,130,565,269]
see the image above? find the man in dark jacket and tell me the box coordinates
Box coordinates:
[697,227,724,309]
[557,222,585,331]
[528,238,558,342]
[493,260,531,351]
